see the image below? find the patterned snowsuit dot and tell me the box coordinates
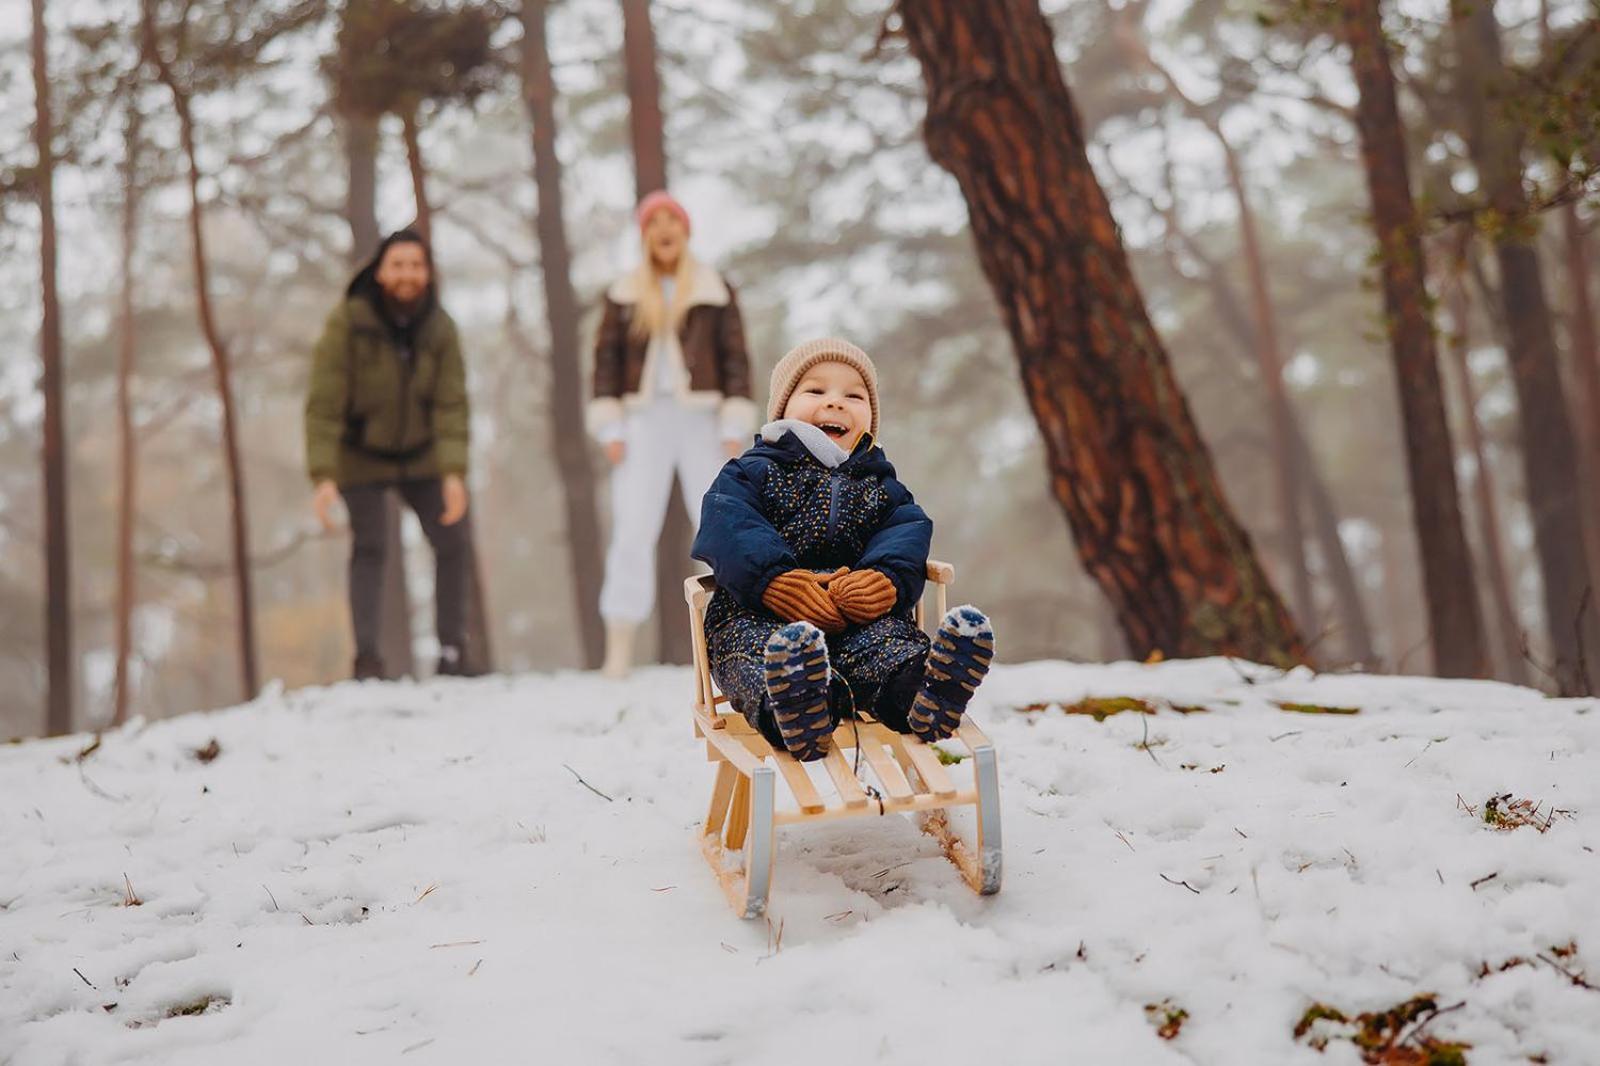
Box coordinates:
[692,430,933,747]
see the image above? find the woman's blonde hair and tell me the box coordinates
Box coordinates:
[627,243,699,342]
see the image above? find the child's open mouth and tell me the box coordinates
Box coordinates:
[815,421,850,440]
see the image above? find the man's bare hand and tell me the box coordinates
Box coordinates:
[441,473,469,526]
[313,480,342,533]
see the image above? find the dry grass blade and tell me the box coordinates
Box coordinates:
[121,873,142,907]
[415,882,440,904]
[75,734,102,763]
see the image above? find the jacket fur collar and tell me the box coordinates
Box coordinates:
[606,259,730,309]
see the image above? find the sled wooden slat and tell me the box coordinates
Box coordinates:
[703,727,764,776]
[822,747,870,809]
[898,737,958,799]
[773,754,826,814]
[773,789,982,826]
[705,762,738,833]
[859,738,916,802]
[725,774,751,851]
[683,560,1002,918]
[956,720,992,750]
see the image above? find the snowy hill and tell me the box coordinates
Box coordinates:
[2,660,1597,1065]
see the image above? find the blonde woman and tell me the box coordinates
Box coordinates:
[590,191,755,677]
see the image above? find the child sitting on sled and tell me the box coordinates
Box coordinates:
[691,338,995,762]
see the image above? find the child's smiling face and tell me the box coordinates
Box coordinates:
[782,360,871,446]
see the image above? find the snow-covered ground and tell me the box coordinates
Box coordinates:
[3,658,1597,1065]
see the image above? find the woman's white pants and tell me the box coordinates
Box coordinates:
[599,399,728,624]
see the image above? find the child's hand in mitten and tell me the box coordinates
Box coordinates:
[829,569,897,625]
[762,569,847,633]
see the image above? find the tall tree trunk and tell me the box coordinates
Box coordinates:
[1444,272,1530,685]
[1452,0,1597,692]
[521,0,605,668]
[1116,32,1317,633]
[340,105,416,680]
[398,114,492,675]
[1561,205,1600,578]
[1340,0,1488,678]
[1539,0,1600,586]
[898,0,1305,663]
[1228,154,1318,626]
[401,109,433,243]
[618,0,691,664]
[344,111,381,259]
[1154,185,1377,665]
[620,0,667,193]
[144,12,259,701]
[33,0,72,736]
[1216,139,1315,633]
[113,102,142,728]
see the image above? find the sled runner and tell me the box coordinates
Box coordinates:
[684,561,1002,919]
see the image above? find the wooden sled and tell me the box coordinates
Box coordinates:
[684,561,1002,919]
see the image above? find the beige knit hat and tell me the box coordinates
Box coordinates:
[767,337,880,438]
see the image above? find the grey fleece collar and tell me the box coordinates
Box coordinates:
[761,419,850,468]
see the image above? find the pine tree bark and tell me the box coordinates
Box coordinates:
[113,103,141,728]
[618,0,691,664]
[1339,0,1488,678]
[142,5,260,700]
[1445,272,1530,685]
[33,0,73,736]
[521,0,606,668]
[1451,0,1597,692]
[898,0,1305,663]
[339,105,416,680]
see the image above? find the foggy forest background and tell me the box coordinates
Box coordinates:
[4,0,1598,740]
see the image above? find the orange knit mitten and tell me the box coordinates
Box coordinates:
[829,569,898,625]
[762,569,847,633]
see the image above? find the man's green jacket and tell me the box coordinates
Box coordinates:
[304,295,469,488]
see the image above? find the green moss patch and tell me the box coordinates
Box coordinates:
[1294,995,1469,1063]
[163,994,230,1019]
[1276,701,1360,715]
[1017,696,1208,720]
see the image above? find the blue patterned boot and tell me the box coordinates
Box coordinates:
[764,622,834,762]
[909,606,994,742]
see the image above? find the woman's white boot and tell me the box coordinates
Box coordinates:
[601,621,637,679]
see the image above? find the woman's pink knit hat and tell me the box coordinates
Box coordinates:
[636,190,690,236]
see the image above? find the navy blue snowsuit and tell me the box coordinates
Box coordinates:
[691,430,934,747]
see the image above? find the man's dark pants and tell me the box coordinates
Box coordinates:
[340,479,465,663]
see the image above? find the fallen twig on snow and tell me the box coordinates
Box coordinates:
[1160,873,1200,894]
[562,763,614,802]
